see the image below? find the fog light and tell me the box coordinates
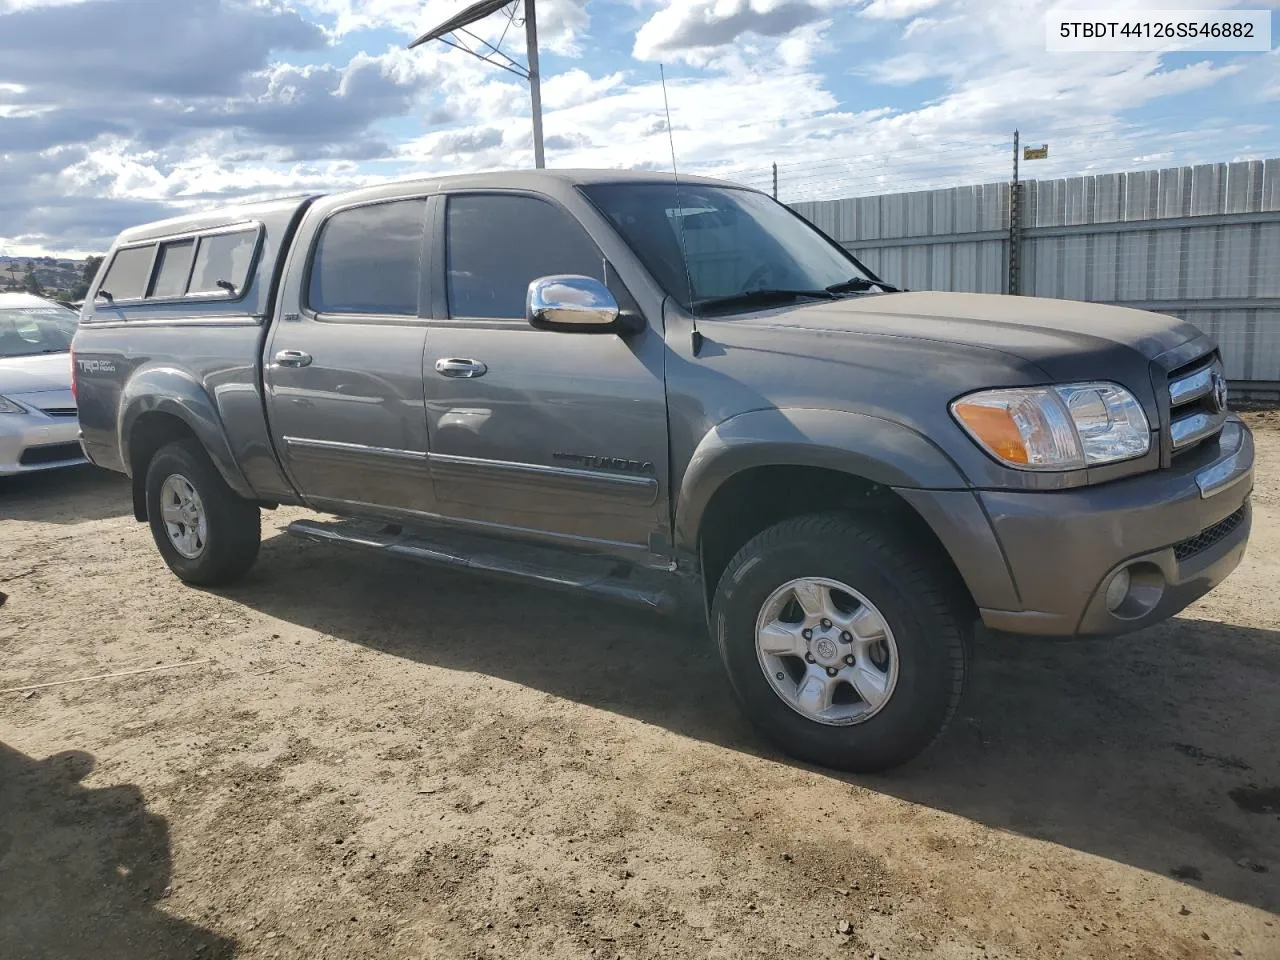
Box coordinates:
[1105,567,1131,613]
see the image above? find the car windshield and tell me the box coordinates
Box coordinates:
[580,182,876,312]
[0,306,78,358]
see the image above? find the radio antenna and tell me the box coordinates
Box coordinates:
[660,64,702,355]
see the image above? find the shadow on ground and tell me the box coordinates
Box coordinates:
[226,531,1280,915]
[0,743,236,959]
[0,465,131,524]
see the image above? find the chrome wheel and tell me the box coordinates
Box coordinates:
[754,576,899,726]
[159,474,207,560]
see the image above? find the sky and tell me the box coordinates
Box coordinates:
[1,0,1277,256]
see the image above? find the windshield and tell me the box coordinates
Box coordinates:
[0,305,78,358]
[580,182,875,312]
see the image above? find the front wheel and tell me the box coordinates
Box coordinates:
[145,439,261,586]
[711,513,969,773]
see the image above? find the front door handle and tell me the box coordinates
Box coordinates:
[435,358,487,378]
[275,349,313,368]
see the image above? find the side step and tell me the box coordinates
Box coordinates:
[286,517,689,614]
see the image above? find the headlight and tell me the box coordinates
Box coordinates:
[951,382,1150,470]
[0,395,28,415]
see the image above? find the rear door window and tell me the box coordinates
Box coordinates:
[445,194,603,319]
[99,245,155,301]
[307,199,427,316]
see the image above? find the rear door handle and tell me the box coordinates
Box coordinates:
[275,349,313,368]
[435,358,487,378]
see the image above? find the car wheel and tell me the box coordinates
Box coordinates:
[711,512,969,773]
[145,439,260,586]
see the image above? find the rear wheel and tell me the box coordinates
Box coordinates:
[711,512,969,772]
[145,439,260,585]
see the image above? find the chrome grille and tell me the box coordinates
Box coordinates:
[1167,353,1227,456]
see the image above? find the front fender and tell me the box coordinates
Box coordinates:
[118,365,255,499]
[673,407,968,553]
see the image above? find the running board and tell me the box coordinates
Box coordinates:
[286,517,686,614]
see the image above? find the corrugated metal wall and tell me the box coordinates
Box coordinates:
[790,158,1280,386]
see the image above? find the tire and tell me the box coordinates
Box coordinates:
[711,512,969,773]
[145,439,260,586]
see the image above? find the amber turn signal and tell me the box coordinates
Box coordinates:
[951,401,1030,464]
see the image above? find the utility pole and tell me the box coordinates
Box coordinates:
[524,0,544,168]
[410,0,546,169]
[1008,128,1020,296]
[772,162,778,200]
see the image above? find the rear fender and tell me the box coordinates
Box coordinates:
[118,365,255,499]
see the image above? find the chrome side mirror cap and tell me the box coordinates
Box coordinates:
[527,275,621,332]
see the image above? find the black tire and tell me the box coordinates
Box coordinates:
[145,439,260,586]
[711,512,969,773]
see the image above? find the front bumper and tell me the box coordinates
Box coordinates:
[0,414,86,476]
[901,417,1254,638]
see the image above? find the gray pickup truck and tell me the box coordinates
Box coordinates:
[73,170,1254,771]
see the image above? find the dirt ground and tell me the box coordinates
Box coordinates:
[2,413,1278,960]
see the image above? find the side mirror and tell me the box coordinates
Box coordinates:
[527,275,626,333]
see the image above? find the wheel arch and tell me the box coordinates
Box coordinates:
[676,409,976,614]
[120,369,255,521]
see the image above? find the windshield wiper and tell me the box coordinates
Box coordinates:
[692,288,838,312]
[825,277,901,294]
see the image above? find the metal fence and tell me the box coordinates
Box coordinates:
[787,158,1280,390]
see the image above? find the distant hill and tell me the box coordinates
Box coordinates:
[0,255,103,301]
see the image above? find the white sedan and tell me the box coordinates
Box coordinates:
[0,292,86,476]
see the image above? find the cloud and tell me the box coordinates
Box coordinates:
[541,68,627,109]
[434,126,507,154]
[0,194,186,251]
[776,19,830,67]
[1247,46,1280,101]
[522,68,846,170]
[0,47,437,158]
[537,0,593,56]
[0,0,446,252]
[544,131,594,149]
[633,0,839,61]
[198,50,440,157]
[301,0,593,57]
[859,0,945,19]
[902,14,958,38]
[0,1,443,160]
[0,0,91,11]
[2,0,1276,256]
[0,0,325,98]
[858,0,1247,108]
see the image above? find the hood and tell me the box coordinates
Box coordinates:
[0,351,72,395]
[733,290,1203,376]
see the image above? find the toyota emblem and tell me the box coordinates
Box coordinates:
[1209,373,1228,413]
